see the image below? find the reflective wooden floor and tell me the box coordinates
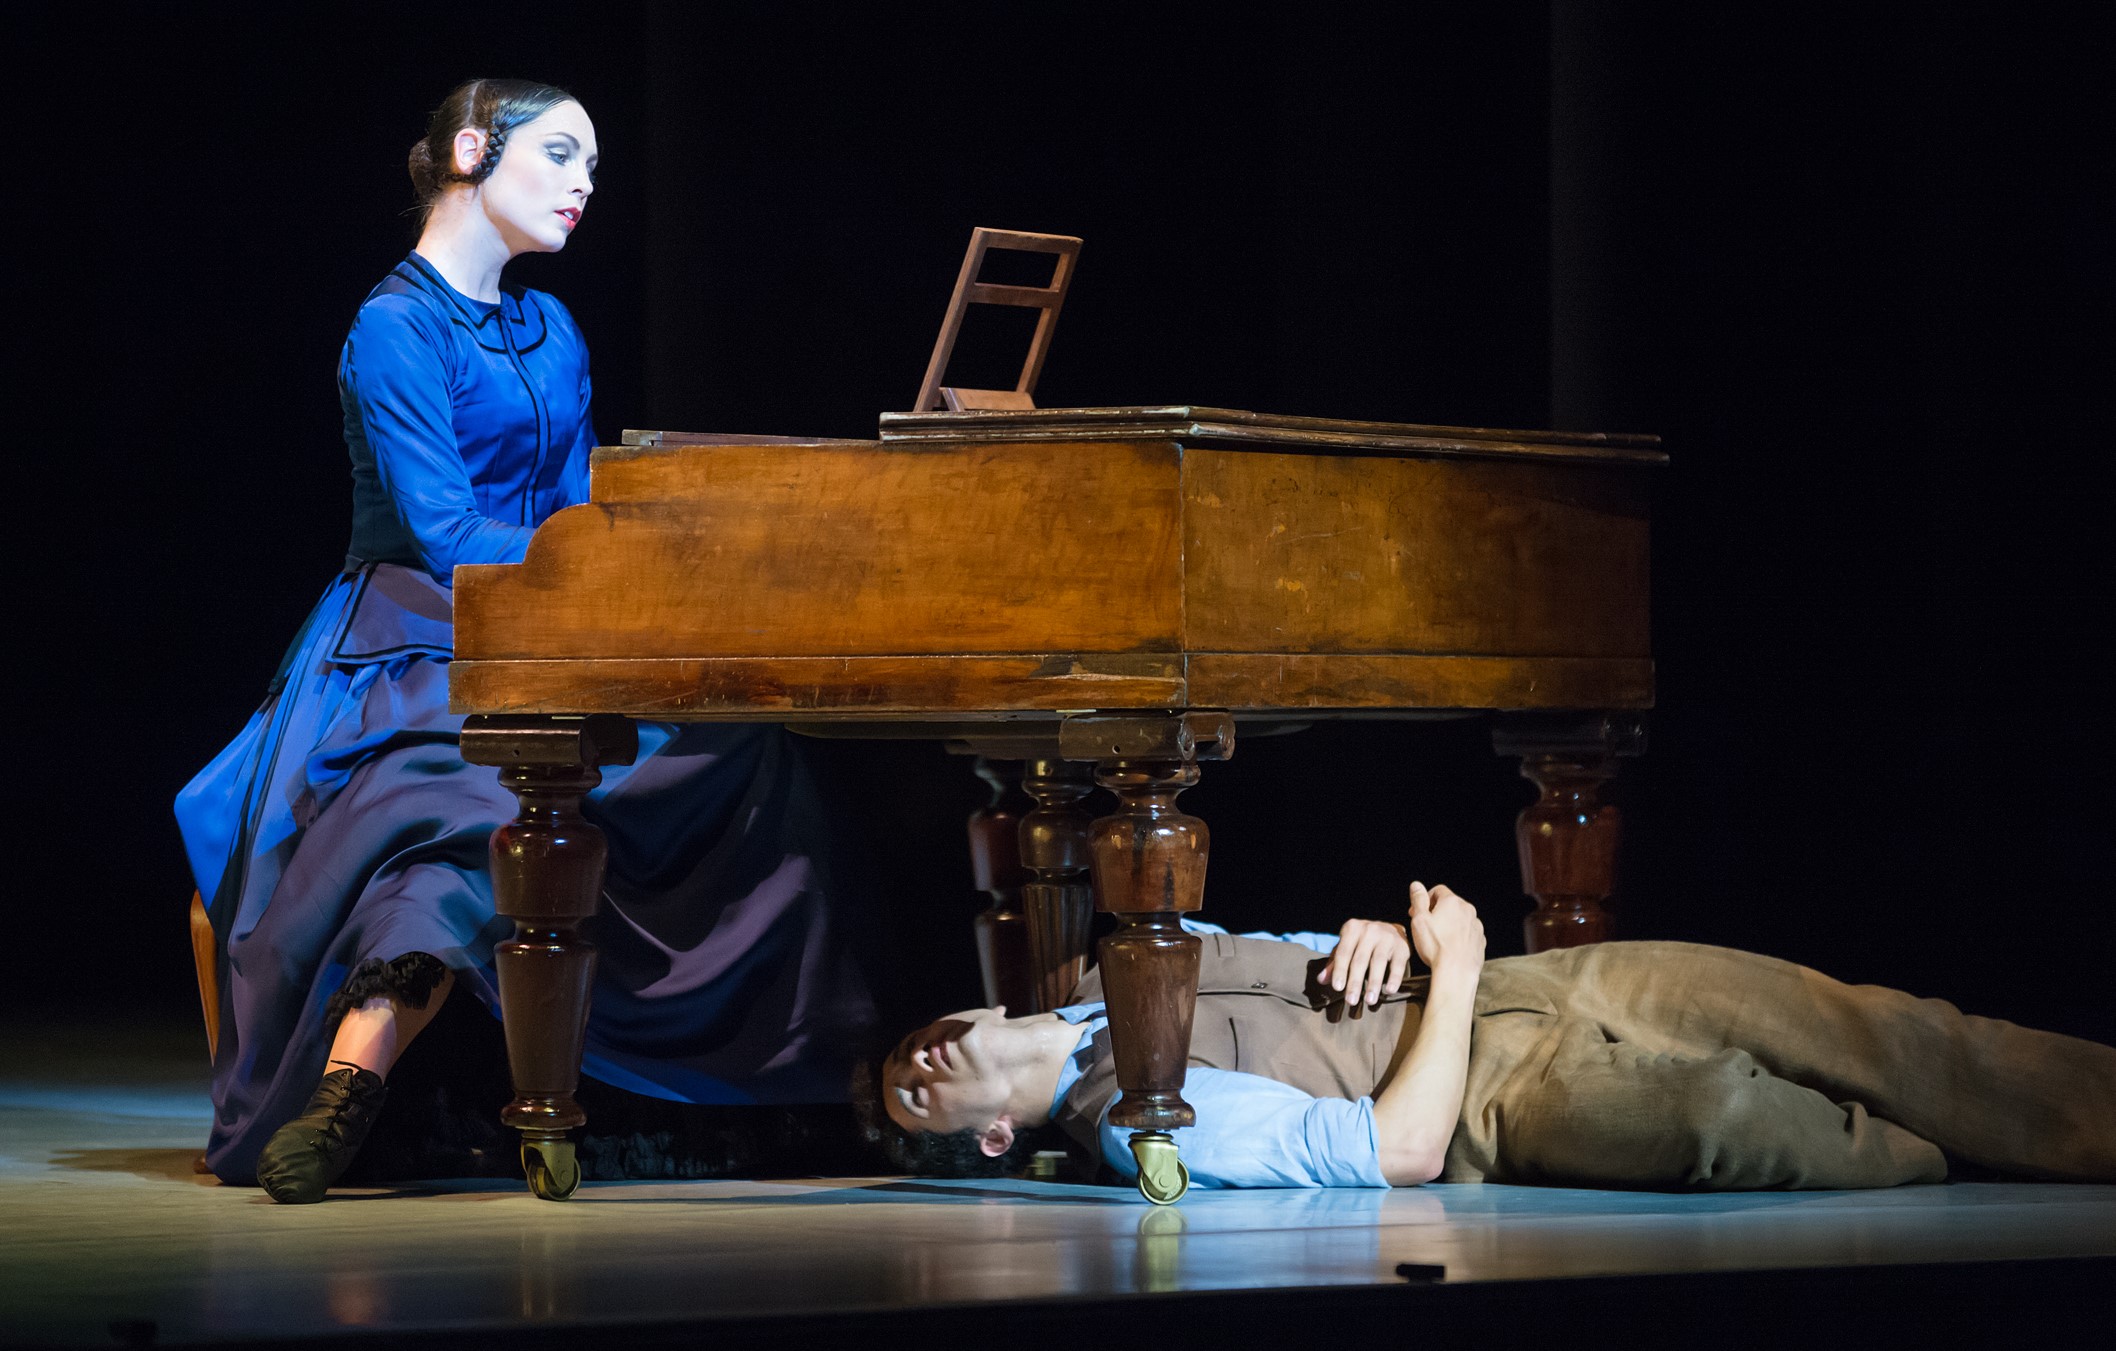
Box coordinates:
[6,1018,2114,1348]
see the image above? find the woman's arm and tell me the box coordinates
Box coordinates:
[1369,882,1485,1185]
[344,297,535,572]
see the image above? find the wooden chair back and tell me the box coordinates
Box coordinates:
[190,890,219,1059]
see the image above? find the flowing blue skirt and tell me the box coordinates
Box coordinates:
[176,564,875,1183]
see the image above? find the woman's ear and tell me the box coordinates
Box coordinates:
[452,127,485,176]
[977,1118,1017,1158]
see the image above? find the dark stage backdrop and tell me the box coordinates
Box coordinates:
[16,5,2109,1050]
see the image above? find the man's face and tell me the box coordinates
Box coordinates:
[881,1006,1016,1137]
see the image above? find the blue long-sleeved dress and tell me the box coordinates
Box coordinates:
[175,253,875,1183]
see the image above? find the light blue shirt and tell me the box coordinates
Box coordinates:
[1049,920,1390,1189]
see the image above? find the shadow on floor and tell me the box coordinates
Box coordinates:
[573,1178,1136,1207]
[47,1148,219,1184]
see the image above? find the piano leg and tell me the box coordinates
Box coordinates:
[1089,756,1207,1206]
[461,714,638,1201]
[967,758,1034,1012]
[1018,758,1097,1015]
[1494,714,1645,954]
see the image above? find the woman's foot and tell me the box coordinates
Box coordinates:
[255,1065,388,1203]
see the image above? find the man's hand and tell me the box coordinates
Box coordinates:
[1318,918,1410,1007]
[1406,881,1484,979]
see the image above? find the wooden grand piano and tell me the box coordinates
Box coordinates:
[449,403,1662,1201]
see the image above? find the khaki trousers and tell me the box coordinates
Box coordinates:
[1442,942,2116,1189]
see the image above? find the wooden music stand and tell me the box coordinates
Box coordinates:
[913,227,1083,412]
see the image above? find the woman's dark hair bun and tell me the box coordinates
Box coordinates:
[407,78,576,222]
[406,139,444,198]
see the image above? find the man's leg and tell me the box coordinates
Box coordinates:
[1490,941,2116,1183]
[1460,1011,1946,1189]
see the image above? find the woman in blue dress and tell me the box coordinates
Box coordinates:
[176,79,875,1202]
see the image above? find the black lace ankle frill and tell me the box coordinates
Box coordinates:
[324,952,449,1029]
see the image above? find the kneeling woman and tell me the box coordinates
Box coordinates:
[177,79,874,1202]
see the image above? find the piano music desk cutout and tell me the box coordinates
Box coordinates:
[913,227,1081,412]
[453,231,1663,1203]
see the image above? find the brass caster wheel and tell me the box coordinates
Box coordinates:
[1129,1131,1189,1206]
[521,1137,581,1200]
[1139,1161,1190,1205]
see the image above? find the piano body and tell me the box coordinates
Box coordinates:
[450,405,1662,1200]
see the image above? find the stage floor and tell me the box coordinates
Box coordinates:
[6,1018,2115,1348]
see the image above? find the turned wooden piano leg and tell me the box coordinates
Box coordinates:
[1090,754,1207,1204]
[1018,758,1097,1015]
[1062,712,1232,1205]
[1494,714,1645,954]
[460,714,638,1201]
[966,758,1036,1012]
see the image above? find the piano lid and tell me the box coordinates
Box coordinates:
[877,405,1665,467]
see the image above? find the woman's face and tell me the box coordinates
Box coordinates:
[469,100,598,256]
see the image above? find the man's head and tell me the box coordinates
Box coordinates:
[854,1005,1072,1177]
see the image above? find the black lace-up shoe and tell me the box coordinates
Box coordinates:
[256,1067,388,1203]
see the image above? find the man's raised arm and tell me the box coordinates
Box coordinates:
[1369,882,1486,1185]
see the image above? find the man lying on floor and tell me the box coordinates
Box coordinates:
[861,883,2116,1190]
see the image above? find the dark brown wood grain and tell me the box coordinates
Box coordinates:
[449,655,1188,717]
[1019,759,1098,1015]
[453,654,1649,719]
[1494,715,1643,952]
[1183,449,1651,658]
[1512,754,1621,951]
[967,759,1034,1014]
[489,763,604,1138]
[1092,754,1210,1133]
[1097,914,1202,1132]
[452,427,1654,719]
[453,440,1183,664]
[460,717,637,1160]
[1187,654,1652,711]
